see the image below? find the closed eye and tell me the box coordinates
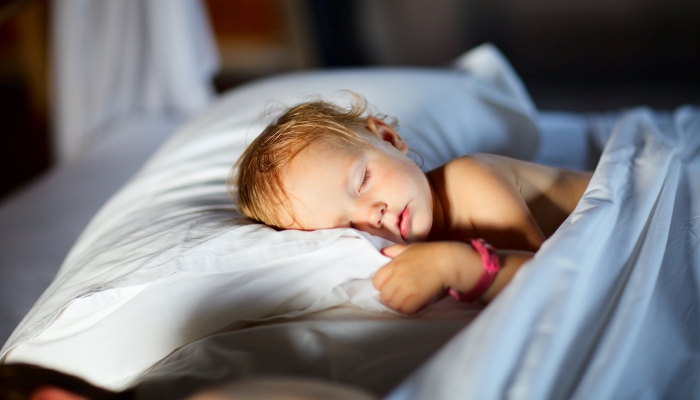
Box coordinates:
[359,168,372,191]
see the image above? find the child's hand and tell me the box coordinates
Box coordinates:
[372,242,480,314]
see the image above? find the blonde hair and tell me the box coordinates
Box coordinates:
[228,93,396,229]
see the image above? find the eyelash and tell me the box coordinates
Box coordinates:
[359,168,371,191]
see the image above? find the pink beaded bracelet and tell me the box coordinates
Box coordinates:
[448,238,500,303]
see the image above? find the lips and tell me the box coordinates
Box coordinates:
[398,206,409,240]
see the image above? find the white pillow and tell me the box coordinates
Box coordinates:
[1,44,540,389]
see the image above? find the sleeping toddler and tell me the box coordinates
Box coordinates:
[229,94,592,313]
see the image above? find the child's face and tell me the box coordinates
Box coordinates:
[276,118,433,243]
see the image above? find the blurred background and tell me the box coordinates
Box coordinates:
[1,0,699,200]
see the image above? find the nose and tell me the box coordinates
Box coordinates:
[351,202,386,230]
[366,203,386,228]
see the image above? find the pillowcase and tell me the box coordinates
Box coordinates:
[1,44,540,389]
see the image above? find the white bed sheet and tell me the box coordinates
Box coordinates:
[135,304,479,398]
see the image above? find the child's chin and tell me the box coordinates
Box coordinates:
[410,222,432,242]
[407,230,429,243]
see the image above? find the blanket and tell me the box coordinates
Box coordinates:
[390,106,700,399]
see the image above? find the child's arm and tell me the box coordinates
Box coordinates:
[372,242,533,314]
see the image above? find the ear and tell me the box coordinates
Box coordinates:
[365,117,408,154]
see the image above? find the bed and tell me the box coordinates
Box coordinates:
[1,43,698,399]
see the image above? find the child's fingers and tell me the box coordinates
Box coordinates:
[375,269,419,313]
[380,244,407,258]
[372,265,391,289]
[397,293,422,314]
[385,287,422,314]
[377,274,400,304]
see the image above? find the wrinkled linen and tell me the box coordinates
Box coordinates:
[133,305,480,398]
[389,106,700,399]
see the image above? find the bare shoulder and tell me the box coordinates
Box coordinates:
[435,154,593,247]
[449,154,591,203]
[442,154,521,191]
[436,154,545,251]
[455,154,593,237]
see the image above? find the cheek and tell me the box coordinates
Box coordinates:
[394,156,425,182]
[405,165,430,194]
[390,167,425,195]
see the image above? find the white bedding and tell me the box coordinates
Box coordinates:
[1,44,545,390]
[134,305,479,398]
